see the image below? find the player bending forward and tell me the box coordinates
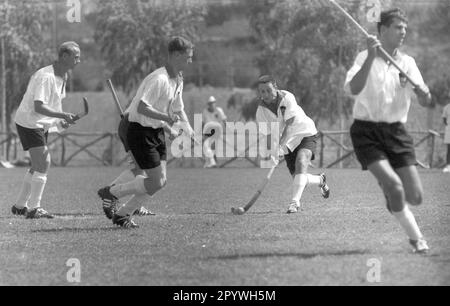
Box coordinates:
[100,110,181,219]
[256,75,330,213]
[97,36,195,228]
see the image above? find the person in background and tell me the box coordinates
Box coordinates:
[202,96,227,168]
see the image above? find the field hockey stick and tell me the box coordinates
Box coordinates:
[328,0,419,87]
[56,97,88,131]
[74,97,89,121]
[231,158,278,215]
[106,79,125,118]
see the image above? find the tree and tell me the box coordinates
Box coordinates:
[414,1,450,106]
[247,0,369,125]
[0,0,53,137]
[94,0,206,95]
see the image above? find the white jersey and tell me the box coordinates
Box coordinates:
[127,67,184,129]
[443,103,450,144]
[344,50,425,124]
[202,107,227,124]
[256,90,318,152]
[15,65,66,131]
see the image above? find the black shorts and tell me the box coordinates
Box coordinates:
[350,120,417,170]
[16,124,48,151]
[126,121,167,169]
[285,134,318,176]
[118,113,130,152]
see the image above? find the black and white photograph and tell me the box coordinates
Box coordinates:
[0,0,449,290]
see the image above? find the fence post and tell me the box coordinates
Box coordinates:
[61,135,66,166]
[429,132,435,168]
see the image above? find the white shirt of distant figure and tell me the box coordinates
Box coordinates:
[256,90,317,156]
[202,96,227,125]
[15,65,67,133]
[202,96,227,168]
[443,103,450,144]
[344,49,426,123]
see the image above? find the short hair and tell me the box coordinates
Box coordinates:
[168,36,194,55]
[377,8,408,34]
[58,41,80,58]
[257,75,277,87]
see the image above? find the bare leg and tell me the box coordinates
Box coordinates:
[368,160,424,242]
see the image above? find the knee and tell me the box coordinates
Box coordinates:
[34,159,50,173]
[384,182,404,201]
[151,175,167,193]
[132,168,145,177]
[407,190,423,206]
[296,156,311,173]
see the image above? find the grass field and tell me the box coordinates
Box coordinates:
[0,167,449,286]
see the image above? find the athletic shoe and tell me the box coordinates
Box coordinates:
[133,206,155,216]
[286,201,301,214]
[11,205,28,216]
[25,208,54,219]
[409,238,429,254]
[319,173,330,199]
[97,185,117,202]
[112,214,139,228]
[102,198,118,220]
[443,166,450,173]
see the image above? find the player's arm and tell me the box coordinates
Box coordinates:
[279,94,299,148]
[161,122,180,140]
[407,57,432,107]
[348,36,379,95]
[137,77,180,124]
[33,76,77,124]
[174,109,195,137]
[34,101,77,124]
[137,100,178,125]
[414,85,432,107]
[279,117,295,148]
[219,108,227,128]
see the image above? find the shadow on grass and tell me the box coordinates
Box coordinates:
[182,211,276,216]
[31,227,124,233]
[208,249,370,261]
[0,212,100,220]
[53,212,100,218]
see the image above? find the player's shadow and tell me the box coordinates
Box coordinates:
[1,212,101,220]
[182,211,276,216]
[207,249,370,261]
[52,212,99,218]
[31,227,125,233]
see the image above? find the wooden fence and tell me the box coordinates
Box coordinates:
[0,129,445,168]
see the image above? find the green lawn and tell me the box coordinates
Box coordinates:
[0,167,449,286]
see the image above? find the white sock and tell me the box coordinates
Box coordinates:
[117,194,149,216]
[292,174,308,204]
[393,205,423,241]
[15,170,33,208]
[28,172,48,209]
[306,174,322,186]
[110,169,135,186]
[110,175,147,199]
